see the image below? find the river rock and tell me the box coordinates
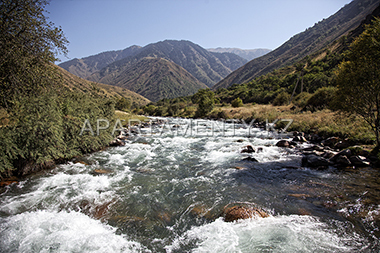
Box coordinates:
[223,205,269,222]
[241,145,255,153]
[292,136,307,142]
[349,156,370,167]
[91,169,112,175]
[302,154,331,167]
[109,138,125,147]
[334,140,351,150]
[336,155,352,166]
[242,156,259,162]
[321,137,339,148]
[322,150,337,159]
[331,149,352,162]
[276,140,290,147]
[0,177,19,187]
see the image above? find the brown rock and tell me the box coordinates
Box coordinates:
[92,169,112,175]
[223,205,269,222]
[241,145,255,153]
[109,139,125,147]
[0,177,19,187]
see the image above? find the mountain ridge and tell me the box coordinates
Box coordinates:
[213,0,380,90]
[91,56,208,102]
[86,40,248,88]
[207,48,271,61]
[58,45,142,79]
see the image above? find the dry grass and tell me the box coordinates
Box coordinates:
[114,111,147,127]
[216,104,375,143]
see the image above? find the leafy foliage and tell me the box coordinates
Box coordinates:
[304,87,337,112]
[0,1,118,178]
[231,97,243,107]
[0,0,68,106]
[192,89,218,118]
[334,18,380,146]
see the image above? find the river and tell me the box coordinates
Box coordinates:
[0,117,379,252]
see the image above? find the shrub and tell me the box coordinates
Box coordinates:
[304,86,337,111]
[272,92,291,106]
[231,97,244,107]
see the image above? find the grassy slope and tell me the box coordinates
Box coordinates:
[56,65,151,106]
[92,57,208,102]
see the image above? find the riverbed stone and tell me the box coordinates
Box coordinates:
[242,156,259,162]
[302,154,331,167]
[223,205,269,222]
[336,155,352,166]
[331,149,352,162]
[349,155,370,167]
[241,145,255,153]
[276,140,290,147]
[321,137,340,148]
[334,140,351,150]
[109,138,125,147]
[292,136,307,142]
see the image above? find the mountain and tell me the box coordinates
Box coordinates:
[88,57,207,102]
[213,0,380,90]
[56,65,150,106]
[87,40,247,88]
[207,48,271,61]
[58,45,142,79]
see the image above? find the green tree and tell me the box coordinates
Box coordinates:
[272,92,290,106]
[231,97,243,107]
[115,97,131,110]
[192,89,217,118]
[0,0,68,107]
[334,18,380,147]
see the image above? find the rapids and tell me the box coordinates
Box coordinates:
[0,117,379,252]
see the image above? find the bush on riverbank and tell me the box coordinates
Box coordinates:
[0,89,116,178]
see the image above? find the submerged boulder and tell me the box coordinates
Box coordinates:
[223,204,269,222]
[242,156,259,162]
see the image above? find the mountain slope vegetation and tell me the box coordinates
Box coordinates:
[58,45,142,79]
[91,57,207,102]
[56,65,150,105]
[213,0,380,90]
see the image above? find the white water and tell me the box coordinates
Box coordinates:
[0,118,378,252]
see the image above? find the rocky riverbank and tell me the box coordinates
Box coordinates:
[274,132,379,170]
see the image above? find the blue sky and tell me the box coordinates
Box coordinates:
[46,0,352,63]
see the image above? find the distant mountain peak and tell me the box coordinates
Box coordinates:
[207,48,271,61]
[59,39,248,101]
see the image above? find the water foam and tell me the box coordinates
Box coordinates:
[166,215,363,253]
[0,210,148,253]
